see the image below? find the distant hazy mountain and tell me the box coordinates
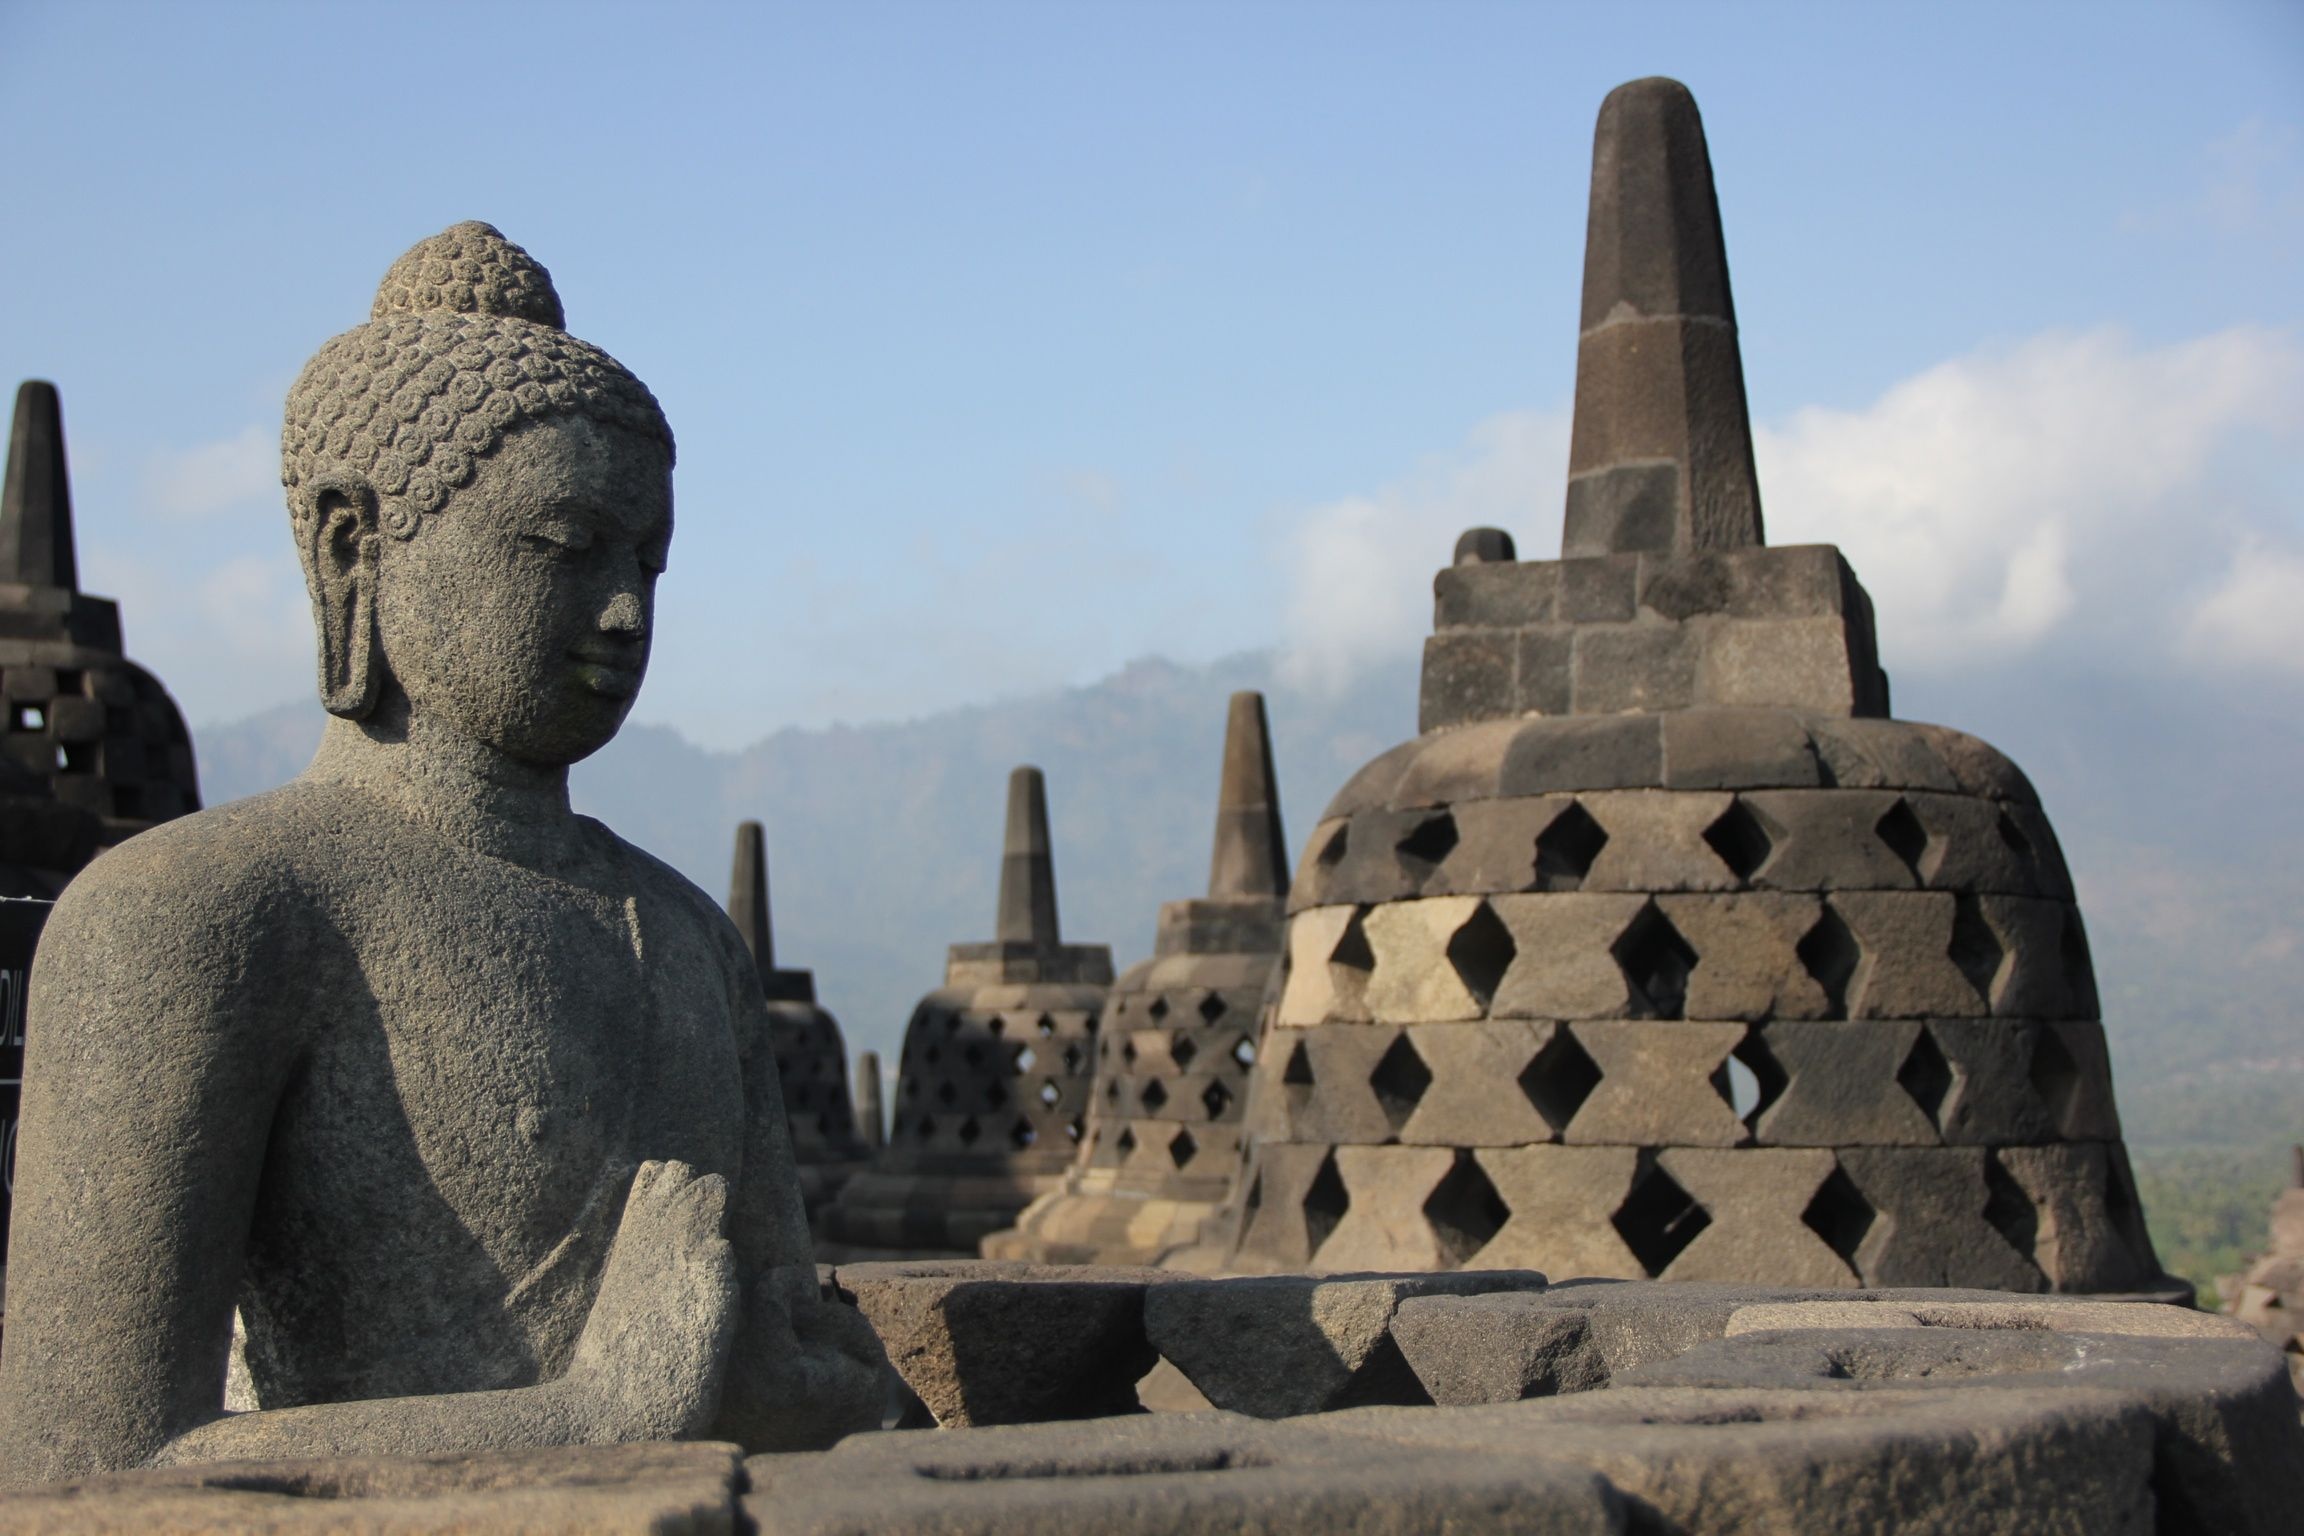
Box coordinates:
[192,649,2302,1152]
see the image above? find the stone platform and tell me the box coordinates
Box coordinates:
[15,1266,2294,1532]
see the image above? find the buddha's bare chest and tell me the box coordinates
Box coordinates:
[263,853,747,1266]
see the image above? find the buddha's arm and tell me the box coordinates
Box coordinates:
[0,850,308,1486]
[0,850,736,1485]
[710,989,888,1452]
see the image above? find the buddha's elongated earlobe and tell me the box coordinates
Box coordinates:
[304,473,383,718]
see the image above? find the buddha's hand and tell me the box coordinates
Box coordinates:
[719,1264,890,1451]
[560,1159,739,1441]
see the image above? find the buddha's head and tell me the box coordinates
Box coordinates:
[282,222,675,767]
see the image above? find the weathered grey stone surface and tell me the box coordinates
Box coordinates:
[1143,1270,1549,1417]
[1226,79,2171,1297]
[0,380,201,900]
[747,1412,1626,1536]
[0,222,886,1487]
[10,1277,2293,1532]
[830,1260,1176,1427]
[727,820,871,1220]
[825,767,1113,1254]
[988,694,1286,1266]
[0,1440,744,1534]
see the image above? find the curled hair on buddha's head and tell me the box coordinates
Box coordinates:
[281,221,674,540]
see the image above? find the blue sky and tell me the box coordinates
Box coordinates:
[0,0,2297,744]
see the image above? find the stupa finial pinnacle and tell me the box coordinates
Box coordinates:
[728,820,775,972]
[995,765,1061,948]
[2,381,79,591]
[1207,692,1289,901]
[1563,77,1764,558]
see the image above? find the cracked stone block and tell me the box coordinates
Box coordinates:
[1143,1270,1550,1419]
[1472,1146,1646,1278]
[1395,1019,1563,1146]
[1658,709,1825,790]
[1653,1148,1857,1287]
[1656,893,1830,1021]
[1364,897,1488,1022]
[1828,892,1990,1018]
[830,1262,1175,1428]
[1562,1020,1746,1147]
[1575,790,1738,891]
[1747,1020,1939,1146]
[1486,894,1650,1018]
[1832,1148,2047,1292]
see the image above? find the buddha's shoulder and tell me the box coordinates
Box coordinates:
[574,817,749,957]
[59,782,354,909]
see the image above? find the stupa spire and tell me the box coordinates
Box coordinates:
[728,820,774,971]
[1207,691,1289,900]
[1563,77,1764,558]
[995,765,1060,947]
[2,381,79,590]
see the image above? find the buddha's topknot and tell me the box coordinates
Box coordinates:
[282,222,672,537]
[369,221,566,327]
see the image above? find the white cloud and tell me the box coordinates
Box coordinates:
[1759,326,2299,670]
[1275,326,2301,691]
[1276,408,1568,692]
[2182,540,2304,674]
[143,425,275,520]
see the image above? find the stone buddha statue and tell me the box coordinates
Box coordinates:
[0,223,886,1485]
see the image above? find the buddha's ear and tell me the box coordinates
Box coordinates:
[303,473,383,719]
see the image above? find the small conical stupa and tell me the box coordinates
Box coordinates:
[0,381,200,896]
[1219,79,2175,1297]
[987,692,1289,1263]
[823,766,1113,1253]
[725,820,871,1220]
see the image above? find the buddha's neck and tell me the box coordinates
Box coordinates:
[310,703,582,868]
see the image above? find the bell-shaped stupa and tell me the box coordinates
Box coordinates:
[0,381,200,896]
[725,820,871,1220]
[1221,79,2174,1297]
[823,766,1113,1254]
[987,692,1289,1264]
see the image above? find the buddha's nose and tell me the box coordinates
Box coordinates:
[599,590,646,638]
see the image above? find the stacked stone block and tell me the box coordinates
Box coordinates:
[0,382,199,896]
[988,692,1289,1263]
[1221,78,2170,1297]
[725,820,870,1220]
[824,767,1112,1253]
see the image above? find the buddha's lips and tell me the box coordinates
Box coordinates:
[569,652,643,697]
